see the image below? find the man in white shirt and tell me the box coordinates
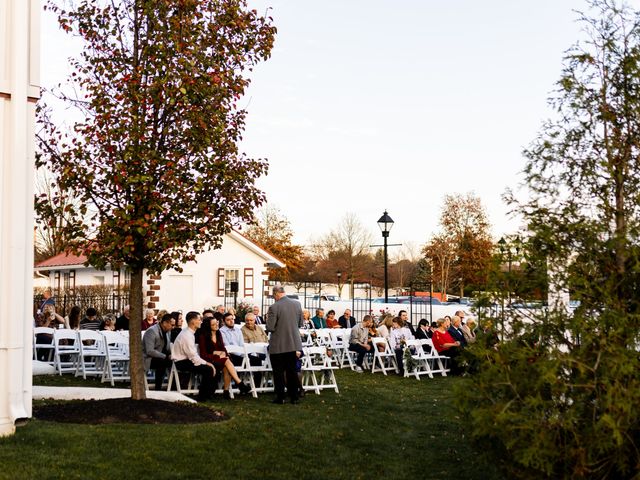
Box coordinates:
[172,311,216,402]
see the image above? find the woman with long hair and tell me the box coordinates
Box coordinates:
[197,316,250,399]
[66,305,82,330]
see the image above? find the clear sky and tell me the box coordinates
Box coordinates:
[42,0,596,248]
[239,0,590,246]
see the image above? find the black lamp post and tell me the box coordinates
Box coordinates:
[377,210,394,303]
[336,271,342,298]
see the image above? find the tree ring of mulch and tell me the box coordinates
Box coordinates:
[34,398,227,425]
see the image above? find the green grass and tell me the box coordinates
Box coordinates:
[0,371,506,480]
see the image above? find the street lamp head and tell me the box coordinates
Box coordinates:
[377,210,394,238]
[497,237,506,253]
[336,271,342,279]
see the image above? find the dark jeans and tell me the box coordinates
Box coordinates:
[175,359,216,400]
[230,353,244,367]
[270,351,299,401]
[348,343,370,367]
[394,348,404,375]
[150,357,172,390]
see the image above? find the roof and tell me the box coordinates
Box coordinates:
[34,231,286,271]
[229,229,286,268]
[35,251,87,269]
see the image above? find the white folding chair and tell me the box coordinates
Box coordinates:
[243,342,273,398]
[34,327,56,364]
[329,330,349,368]
[422,338,449,376]
[301,346,339,394]
[371,337,398,375]
[315,329,340,368]
[100,331,130,386]
[225,344,250,398]
[75,330,107,379]
[166,361,200,394]
[403,339,431,379]
[52,329,80,375]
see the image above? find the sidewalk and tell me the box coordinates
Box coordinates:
[33,386,196,403]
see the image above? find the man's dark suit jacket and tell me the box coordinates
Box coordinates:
[448,326,467,347]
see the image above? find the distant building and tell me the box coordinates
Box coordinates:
[34,230,284,312]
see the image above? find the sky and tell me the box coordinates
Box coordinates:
[41,0,598,249]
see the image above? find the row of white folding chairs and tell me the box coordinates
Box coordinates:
[166,342,273,398]
[369,336,450,379]
[34,328,130,385]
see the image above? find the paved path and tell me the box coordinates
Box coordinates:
[33,386,196,403]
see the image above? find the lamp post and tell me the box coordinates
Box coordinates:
[336,271,342,298]
[377,211,394,303]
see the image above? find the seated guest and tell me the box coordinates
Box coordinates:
[432,317,462,374]
[241,312,268,385]
[172,311,216,401]
[198,316,250,398]
[143,313,175,390]
[414,319,429,339]
[141,308,156,331]
[325,310,340,329]
[115,305,130,331]
[99,314,116,331]
[252,305,264,325]
[432,317,461,355]
[220,312,244,366]
[448,315,467,347]
[65,305,82,330]
[311,308,327,329]
[414,318,432,353]
[301,309,314,329]
[215,305,226,315]
[242,313,268,344]
[348,315,374,373]
[338,309,356,328]
[202,309,215,320]
[376,314,393,341]
[40,304,66,329]
[170,311,184,343]
[79,307,101,330]
[460,318,477,344]
[389,317,415,376]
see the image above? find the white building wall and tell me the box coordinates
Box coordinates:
[154,234,269,312]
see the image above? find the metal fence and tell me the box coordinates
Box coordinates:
[33,293,129,317]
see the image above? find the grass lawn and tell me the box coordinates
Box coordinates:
[0,370,505,480]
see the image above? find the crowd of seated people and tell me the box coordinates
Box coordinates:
[34,296,485,397]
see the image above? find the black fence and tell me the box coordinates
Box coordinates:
[33,293,129,317]
[258,281,374,324]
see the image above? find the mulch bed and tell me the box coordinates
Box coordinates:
[34,398,227,425]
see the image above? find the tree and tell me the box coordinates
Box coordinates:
[440,192,493,295]
[458,2,640,477]
[312,213,374,297]
[244,205,304,281]
[409,257,432,293]
[38,0,276,400]
[422,233,456,298]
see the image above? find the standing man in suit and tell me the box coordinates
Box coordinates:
[267,285,303,404]
[143,313,175,390]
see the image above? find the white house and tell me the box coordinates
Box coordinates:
[34,230,284,312]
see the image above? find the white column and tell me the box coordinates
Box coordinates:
[0,0,40,437]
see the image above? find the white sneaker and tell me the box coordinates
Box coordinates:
[354,366,364,373]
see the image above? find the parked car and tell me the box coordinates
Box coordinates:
[311,294,341,302]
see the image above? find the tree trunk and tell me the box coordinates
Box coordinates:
[129,268,147,400]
